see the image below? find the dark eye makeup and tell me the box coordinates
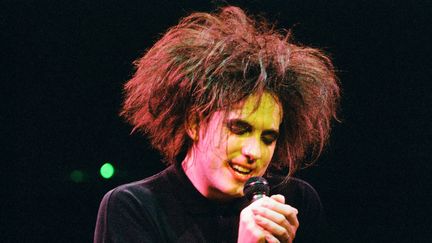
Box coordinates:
[261,132,278,145]
[227,119,279,145]
[227,120,251,135]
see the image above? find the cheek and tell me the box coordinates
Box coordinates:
[226,135,243,154]
[263,144,277,163]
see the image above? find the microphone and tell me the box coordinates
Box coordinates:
[243,177,270,202]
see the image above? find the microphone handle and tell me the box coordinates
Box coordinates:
[251,193,266,202]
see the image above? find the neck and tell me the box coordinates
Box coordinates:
[181,150,231,202]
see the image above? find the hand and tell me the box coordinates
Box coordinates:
[237,195,299,243]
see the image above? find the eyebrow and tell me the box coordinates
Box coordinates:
[227,119,280,137]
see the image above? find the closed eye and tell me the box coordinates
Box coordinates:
[227,120,252,135]
[261,133,278,145]
[227,119,279,145]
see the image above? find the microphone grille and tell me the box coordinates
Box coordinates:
[243,177,270,202]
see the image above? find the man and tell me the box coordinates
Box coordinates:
[95,6,339,242]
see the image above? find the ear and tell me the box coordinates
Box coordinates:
[185,114,199,141]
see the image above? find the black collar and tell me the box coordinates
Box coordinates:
[165,163,249,216]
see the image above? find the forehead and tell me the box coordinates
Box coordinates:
[227,92,282,127]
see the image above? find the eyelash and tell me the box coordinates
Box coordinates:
[261,135,277,145]
[228,124,250,135]
[228,123,277,145]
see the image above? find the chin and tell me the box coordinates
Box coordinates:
[218,182,244,198]
[211,167,247,199]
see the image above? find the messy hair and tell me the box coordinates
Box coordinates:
[120,6,340,176]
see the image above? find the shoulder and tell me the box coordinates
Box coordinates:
[100,168,171,211]
[96,166,176,227]
[267,175,325,225]
[267,175,328,242]
[268,175,322,206]
[287,177,322,205]
[94,168,174,242]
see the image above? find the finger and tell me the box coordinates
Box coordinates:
[260,198,299,228]
[253,200,298,241]
[252,207,290,231]
[264,230,281,243]
[239,204,269,243]
[270,194,285,204]
[254,214,290,242]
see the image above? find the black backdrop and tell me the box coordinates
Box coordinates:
[3,0,431,242]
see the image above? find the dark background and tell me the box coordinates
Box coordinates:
[3,0,431,242]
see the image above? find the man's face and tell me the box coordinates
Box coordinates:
[184,92,282,200]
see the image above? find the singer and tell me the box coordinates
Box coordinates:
[94,6,339,243]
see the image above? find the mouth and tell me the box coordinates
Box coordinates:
[228,161,254,181]
[230,163,252,174]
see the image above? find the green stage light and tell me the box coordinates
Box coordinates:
[70,170,84,183]
[100,163,115,179]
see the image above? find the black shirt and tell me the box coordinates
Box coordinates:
[94,163,326,242]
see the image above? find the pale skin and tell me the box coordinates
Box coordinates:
[182,92,299,242]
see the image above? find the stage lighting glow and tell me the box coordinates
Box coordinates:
[70,170,84,183]
[100,163,115,179]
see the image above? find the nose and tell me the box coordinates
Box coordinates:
[242,136,262,163]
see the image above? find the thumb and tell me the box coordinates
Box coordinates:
[270,194,285,204]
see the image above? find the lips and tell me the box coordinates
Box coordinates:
[227,161,255,181]
[230,164,252,174]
